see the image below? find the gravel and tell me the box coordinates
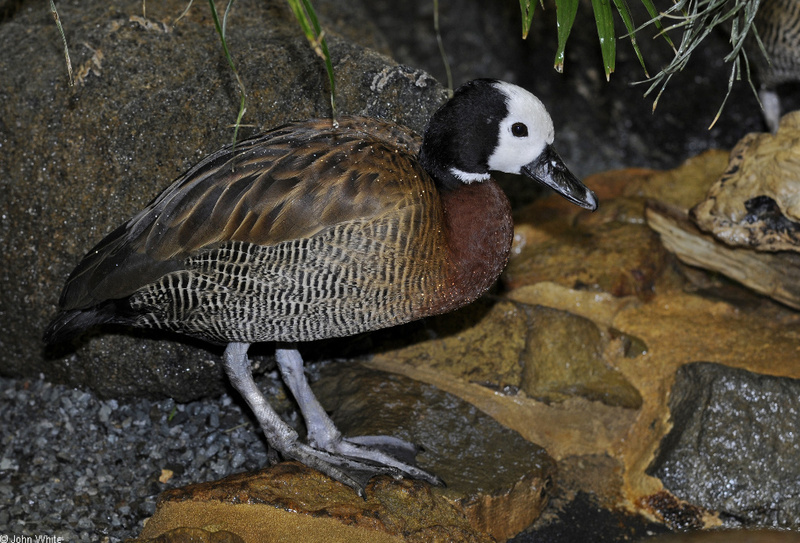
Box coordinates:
[0,372,295,541]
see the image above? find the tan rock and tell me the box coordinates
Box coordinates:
[506,187,669,299]
[131,526,245,543]
[362,298,527,390]
[692,111,800,252]
[134,463,485,543]
[647,201,800,310]
[521,305,642,409]
[639,126,800,309]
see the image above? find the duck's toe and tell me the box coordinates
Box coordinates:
[283,437,444,497]
[328,436,444,488]
[342,435,421,465]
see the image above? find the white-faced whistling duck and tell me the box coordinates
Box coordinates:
[44,79,597,496]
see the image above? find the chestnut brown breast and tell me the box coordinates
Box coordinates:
[52,117,513,344]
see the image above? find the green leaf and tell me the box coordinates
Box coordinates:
[638,0,675,51]
[519,0,537,39]
[554,0,579,73]
[591,0,616,80]
[612,0,647,77]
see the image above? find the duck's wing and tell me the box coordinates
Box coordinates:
[58,117,431,311]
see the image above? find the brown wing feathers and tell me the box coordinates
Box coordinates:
[53,117,432,317]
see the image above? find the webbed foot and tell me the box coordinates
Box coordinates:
[223,342,444,497]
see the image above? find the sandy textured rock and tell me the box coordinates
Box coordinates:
[366,296,641,409]
[647,202,800,310]
[521,305,642,408]
[363,298,528,391]
[131,526,245,543]
[692,112,800,252]
[505,194,668,298]
[135,463,478,543]
[637,140,800,310]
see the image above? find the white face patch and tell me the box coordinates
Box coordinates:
[486,81,555,175]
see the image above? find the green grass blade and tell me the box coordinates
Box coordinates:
[287,0,337,121]
[612,0,647,77]
[434,0,453,95]
[554,0,579,73]
[174,0,195,24]
[208,0,247,148]
[222,0,235,37]
[50,0,74,86]
[286,0,311,34]
[519,0,537,39]
[591,0,616,80]
[638,0,675,50]
[302,0,337,120]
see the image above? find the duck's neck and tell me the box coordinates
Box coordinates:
[436,180,514,311]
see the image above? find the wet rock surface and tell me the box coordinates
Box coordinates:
[649,362,800,528]
[313,363,555,541]
[129,363,554,542]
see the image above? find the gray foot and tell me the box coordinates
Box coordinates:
[275,345,443,489]
[223,342,443,497]
[282,437,443,495]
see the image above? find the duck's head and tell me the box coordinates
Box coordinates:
[419,79,597,211]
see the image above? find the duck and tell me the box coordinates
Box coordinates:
[750,0,800,132]
[44,79,597,496]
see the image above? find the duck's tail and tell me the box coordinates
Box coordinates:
[43,301,122,347]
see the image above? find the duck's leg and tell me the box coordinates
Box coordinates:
[223,342,410,496]
[275,345,443,486]
[760,87,781,134]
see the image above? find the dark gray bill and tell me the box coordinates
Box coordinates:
[521,145,597,211]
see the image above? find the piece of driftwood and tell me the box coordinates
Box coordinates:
[646,201,800,310]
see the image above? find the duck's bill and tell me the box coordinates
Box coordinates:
[522,145,598,211]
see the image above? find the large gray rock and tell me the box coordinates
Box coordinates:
[648,362,800,528]
[0,0,446,400]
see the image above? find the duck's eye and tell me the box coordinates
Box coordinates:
[511,123,528,137]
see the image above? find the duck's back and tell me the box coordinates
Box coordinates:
[48,117,462,344]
